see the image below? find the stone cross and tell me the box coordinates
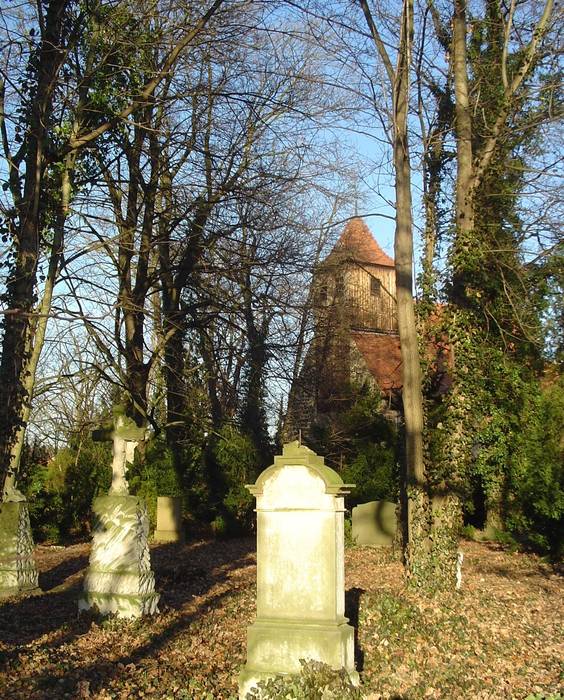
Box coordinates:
[92,407,147,495]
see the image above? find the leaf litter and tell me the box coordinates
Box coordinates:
[0,538,561,699]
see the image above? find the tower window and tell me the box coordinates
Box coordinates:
[335,275,344,297]
[370,276,381,296]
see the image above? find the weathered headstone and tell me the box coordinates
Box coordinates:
[351,500,397,546]
[239,441,359,698]
[0,499,39,598]
[78,407,159,618]
[154,496,184,543]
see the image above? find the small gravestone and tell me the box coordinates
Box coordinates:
[352,500,397,546]
[0,498,39,598]
[78,407,159,618]
[239,441,359,698]
[154,496,184,543]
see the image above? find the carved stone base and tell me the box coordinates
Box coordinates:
[0,500,40,598]
[239,618,359,698]
[78,495,159,618]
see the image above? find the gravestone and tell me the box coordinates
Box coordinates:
[351,500,397,546]
[239,441,359,698]
[78,407,159,618]
[0,499,39,598]
[154,496,184,543]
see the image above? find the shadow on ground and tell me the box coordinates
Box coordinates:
[0,536,256,699]
[346,586,365,672]
[39,551,90,591]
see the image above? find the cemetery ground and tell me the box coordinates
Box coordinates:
[0,537,561,700]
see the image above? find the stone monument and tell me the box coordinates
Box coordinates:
[78,407,159,618]
[0,495,39,599]
[154,496,184,543]
[352,500,397,546]
[239,441,359,698]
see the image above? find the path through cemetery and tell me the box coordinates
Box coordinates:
[0,538,561,699]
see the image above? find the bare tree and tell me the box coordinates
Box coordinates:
[0,0,226,499]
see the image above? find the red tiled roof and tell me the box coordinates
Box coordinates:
[351,331,402,391]
[326,217,395,268]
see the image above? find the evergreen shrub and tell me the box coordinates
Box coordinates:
[318,386,399,507]
[507,376,564,557]
[22,437,111,542]
[210,424,261,532]
[128,435,182,530]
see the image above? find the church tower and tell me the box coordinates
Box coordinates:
[313,217,397,334]
[285,218,402,442]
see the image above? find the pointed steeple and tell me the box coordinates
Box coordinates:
[325,218,394,268]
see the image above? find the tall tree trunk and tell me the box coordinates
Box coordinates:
[240,280,271,465]
[420,87,453,306]
[0,0,69,498]
[162,313,189,446]
[391,0,431,579]
[159,199,209,473]
[3,163,72,499]
[451,0,475,303]
[360,0,431,581]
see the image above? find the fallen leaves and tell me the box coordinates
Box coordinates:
[0,538,561,699]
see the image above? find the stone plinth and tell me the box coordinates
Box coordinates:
[239,442,358,698]
[0,500,39,598]
[154,496,184,543]
[78,495,159,618]
[352,500,397,546]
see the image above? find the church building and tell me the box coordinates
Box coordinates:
[285,217,403,442]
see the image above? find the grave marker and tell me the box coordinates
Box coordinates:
[239,441,359,697]
[154,496,184,543]
[78,406,159,618]
[351,500,397,546]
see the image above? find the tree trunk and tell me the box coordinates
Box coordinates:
[420,87,452,306]
[0,0,69,498]
[359,0,431,582]
[451,0,475,303]
[392,0,431,580]
[3,163,72,500]
[158,185,211,471]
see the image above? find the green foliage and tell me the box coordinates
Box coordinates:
[492,529,520,553]
[21,437,111,542]
[128,436,183,530]
[82,3,157,125]
[506,376,564,557]
[24,465,65,543]
[423,304,563,558]
[341,444,396,507]
[460,524,478,540]
[245,660,362,700]
[311,385,399,507]
[363,591,421,635]
[344,516,356,548]
[209,424,262,532]
[62,439,112,532]
[210,514,228,539]
[181,443,213,522]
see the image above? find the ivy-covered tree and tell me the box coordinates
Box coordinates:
[421,0,559,558]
